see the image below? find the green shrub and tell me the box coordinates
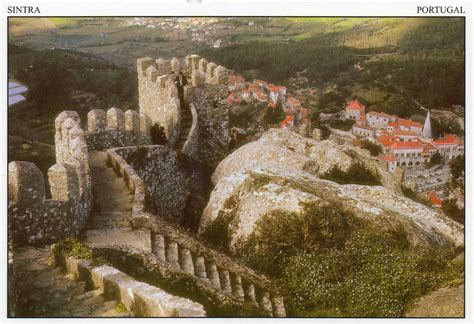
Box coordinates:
[329,119,356,131]
[401,185,432,207]
[52,237,106,265]
[236,203,463,317]
[321,162,381,186]
[361,140,382,156]
[239,202,357,277]
[441,198,464,224]
[200,196,239,252]
[429,152,442,167]
[281,228,461,317]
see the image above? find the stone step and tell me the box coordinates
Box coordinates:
[84,228,152,253]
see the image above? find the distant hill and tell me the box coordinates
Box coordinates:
[201,18,464,111]
[9,18,85,36]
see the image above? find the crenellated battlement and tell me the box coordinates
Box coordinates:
[84,107,149,150]
[137,54,229,149]
[9,111,92,245]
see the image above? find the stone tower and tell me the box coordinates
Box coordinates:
[422,110,432,139]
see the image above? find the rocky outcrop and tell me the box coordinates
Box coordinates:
[200,129,463,251]
[212,128,400,191]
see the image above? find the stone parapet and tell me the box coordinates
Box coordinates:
[85,108,149,150]
[8,111,91,246]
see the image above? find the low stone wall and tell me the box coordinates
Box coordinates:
[108,146,190,224]
[8,111,92,246]
[85,107,149,150]
[106,149,146,216]
[52,250,205,317]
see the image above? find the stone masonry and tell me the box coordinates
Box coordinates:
[137,54,230,164]
[9,111,92,246]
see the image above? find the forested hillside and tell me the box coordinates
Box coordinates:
[201,18,464,111]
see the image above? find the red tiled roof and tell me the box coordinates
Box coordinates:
[422,142,436,153]
[280,114,295,127]
[433,134,459,146]
[383,155,397,162]
[391,141,423,150]
[429,192,443,206]
[346,100,365,111]
[392,130,418,136]
[378,135,396,147]
[396,118,423,129]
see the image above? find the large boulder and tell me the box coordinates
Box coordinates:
[212,128,401,191]
[200,129,463,252]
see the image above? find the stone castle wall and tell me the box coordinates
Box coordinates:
[8,111,92,245]
[137,57,182,147]
[84,107,149,150]
[137,54,230,156]
[108,146,191,224]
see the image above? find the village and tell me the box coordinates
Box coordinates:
[224,72,464,207]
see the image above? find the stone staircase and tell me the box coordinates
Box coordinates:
[176,100,193,150]
[83,151,151,252]
[147,220,286,317]
[81,150,285,317]
[11,246,131,317]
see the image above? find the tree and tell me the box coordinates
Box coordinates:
[361,140,382,156]
[150,123,168,145]
[429,152,442,167]
[442,198,464,224]
[263,100,285,125]
[449,155,464,180]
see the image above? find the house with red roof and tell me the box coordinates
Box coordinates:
[377,134,424,169]
[395,118,423,135]
[240,88,250,101]
[345,100,366,121]
[428,192,443,207]
[228,74,247,91]
[382,154,397,173]
[268,85,287,103]
[280,115,295,128]
[432,134,463,160]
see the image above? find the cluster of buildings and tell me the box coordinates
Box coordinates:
[346,100,464,172]
[227,74,311,130]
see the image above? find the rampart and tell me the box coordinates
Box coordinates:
[8,111,92,245]
[137,54,230,159]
